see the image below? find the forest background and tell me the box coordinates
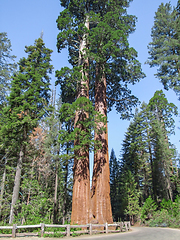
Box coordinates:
[0,0,179,161]
[0,0,180,228]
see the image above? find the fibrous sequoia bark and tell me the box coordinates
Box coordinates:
[91,66,113,224]
[71,16,91,224]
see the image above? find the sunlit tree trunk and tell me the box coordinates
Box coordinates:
[9,147,24,224]
[91,65,113,224]
[71,15,91,224]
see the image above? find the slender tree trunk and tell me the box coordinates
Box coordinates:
[71,15,91,224]
[164,134,173,201]
[9,146,24,224]
[146,124,157,201]
[0,153,8,217]
[53,162,58,223]
[63,146,69,222]
[54,154,59,224]
[53,105,62,224]
[91,65,113,224]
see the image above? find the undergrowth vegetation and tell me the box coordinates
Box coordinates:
[140,196,180,228]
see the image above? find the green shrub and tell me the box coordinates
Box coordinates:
[148,209,169,227]
[140,196,157,222]
[142,196,180,228]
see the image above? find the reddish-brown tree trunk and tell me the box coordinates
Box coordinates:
[71,16,91,224]
[71,146,91,224]
[91,66,113,224]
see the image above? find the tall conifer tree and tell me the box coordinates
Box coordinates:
[1,38,53,223]
[120,90,178,213]
[147,2,180,97]
[148,90,178,201]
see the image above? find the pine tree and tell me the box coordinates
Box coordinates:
[1,38,53,223]
[148,90,178,201]
[147,2,180,97]
[109,149,121,221]
[120,110,151,205]
[120,90,178,215]
[124,171,140,225]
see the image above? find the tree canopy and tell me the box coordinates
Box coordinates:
[147,1,180,98]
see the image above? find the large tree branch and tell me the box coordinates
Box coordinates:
[71,39,80,45]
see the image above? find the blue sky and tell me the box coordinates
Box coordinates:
[0,0,179,163]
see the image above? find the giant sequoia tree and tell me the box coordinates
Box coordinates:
[89,1,144,224]
[56,0,92,224]
[56,0,144,224]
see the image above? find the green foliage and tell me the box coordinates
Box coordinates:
[118,90,179,223]
[147,2,180,97]
[124,171,140,223]
[0,38,55,224]
[56,66,80,103]
[56,0,145,118]
[13,177,53,225]
[121,104,152,202]
[109,149,122,221]
[144,196,180,228]
[1,38,53,149]
[14,198,53,225]
[44,232,64,238]
[148,90,178,134]
[140,196,157,222]
[59,96,106,160]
